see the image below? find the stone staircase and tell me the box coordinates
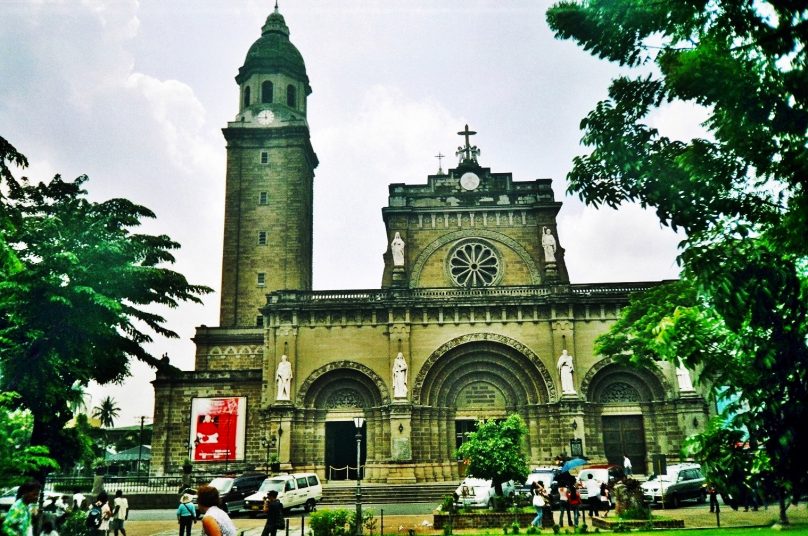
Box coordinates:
[320,481,459,505]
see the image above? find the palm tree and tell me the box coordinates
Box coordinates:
[92,396,120,428]
[68,381,92,415]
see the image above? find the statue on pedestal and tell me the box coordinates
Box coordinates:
[557,349,576,395]
[392,352,408,398]
[391,232,405,267]
[542,227,557,263]
[276,355,293,401]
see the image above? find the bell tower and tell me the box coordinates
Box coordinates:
[219,6,318,327]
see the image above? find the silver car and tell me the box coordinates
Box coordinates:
[641,463,706,507]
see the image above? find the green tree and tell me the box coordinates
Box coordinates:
[92,396,121,429]
[546,0,807,524]
[0,136,211,475]
[455,414,529,497]
[0,392,58,488]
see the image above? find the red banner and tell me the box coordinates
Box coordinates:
[190,397,246,462]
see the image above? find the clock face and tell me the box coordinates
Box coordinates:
[256,110,275,125]
[460,171,480,191]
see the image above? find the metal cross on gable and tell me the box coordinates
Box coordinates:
[456,124,480,164]
[435,152,445,174]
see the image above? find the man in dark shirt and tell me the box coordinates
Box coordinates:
[261,490,285,536]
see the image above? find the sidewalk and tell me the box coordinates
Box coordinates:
[126,504,808,536]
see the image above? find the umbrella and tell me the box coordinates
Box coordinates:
[560,457,587,473]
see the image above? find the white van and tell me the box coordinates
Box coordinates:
[244,473,322,515]
[454,477,516,508]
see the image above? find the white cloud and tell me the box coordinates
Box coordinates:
[312,85,463,289]
[559,203,683,283]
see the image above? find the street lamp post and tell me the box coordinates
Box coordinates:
[353,416,365,536]
[261,438,271,472]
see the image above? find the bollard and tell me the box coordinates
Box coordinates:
[380,508,384,536]
[301,511,305,536]
[285,517,290,536]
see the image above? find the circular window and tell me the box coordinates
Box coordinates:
[448,240,501,287]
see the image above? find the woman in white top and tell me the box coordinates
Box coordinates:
[196,485,237,536]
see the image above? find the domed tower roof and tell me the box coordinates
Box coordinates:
[235,6,310,93]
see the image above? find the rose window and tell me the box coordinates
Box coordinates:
[448,241,501,287]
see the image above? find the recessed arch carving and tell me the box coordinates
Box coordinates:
[409,229,541,287]
[296,360,390,408]
[412,333,555,405]
[580,357,669,402]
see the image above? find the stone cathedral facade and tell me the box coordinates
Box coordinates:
[151,8,710,482]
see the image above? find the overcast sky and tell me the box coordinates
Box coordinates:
[1,1,701,428]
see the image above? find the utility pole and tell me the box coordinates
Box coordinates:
[136,416,149,478]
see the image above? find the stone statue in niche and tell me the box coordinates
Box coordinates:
[392,352,408,398]
[391,232,405,267]
[556,349,576,395]
[542,227,557,263]
[676,362,694,392]
[276,354,293,401]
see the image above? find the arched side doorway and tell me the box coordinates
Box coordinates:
[413,335,552,479]
[581,359,668,474]
[296,362,388,481]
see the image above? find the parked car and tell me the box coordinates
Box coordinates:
[517,467,560,505]
[641,463,706,507]
[244,472,322,515]
[454,477,516,508]
[577,464,625,506]
[190,472,267,514]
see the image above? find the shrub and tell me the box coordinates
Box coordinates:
[59,510,90,536]
[310,509,352,536]
[503,523,510,534]
[526,526,538,534]
[553,523,560,533]
[443,522,453,536]
[511,521,520,534]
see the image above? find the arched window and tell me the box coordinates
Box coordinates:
[286,84,297,108]
[261,81,273,104]
[243,86,251,108]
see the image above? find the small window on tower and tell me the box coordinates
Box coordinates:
[262,81,273,104]
[260,151,269,164]
[287,84,297,108]
[243,86,251,108]
[258,231,267,245]
[259,191,268,205]
[256,316,264,328]
[257,272,266,287]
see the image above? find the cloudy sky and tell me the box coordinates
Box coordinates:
[1,1,699,427]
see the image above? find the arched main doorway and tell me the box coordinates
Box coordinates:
[297,362,387,481]
[582,360,668,474]
[412,335,553,478]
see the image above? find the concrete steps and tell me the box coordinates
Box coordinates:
[321,482,458,505]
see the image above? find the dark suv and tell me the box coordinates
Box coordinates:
[201,472,267,514]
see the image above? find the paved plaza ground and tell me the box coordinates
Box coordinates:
[124,503,808,536]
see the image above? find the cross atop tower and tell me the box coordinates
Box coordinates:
[435,152,445,174]
[455,124,481,164]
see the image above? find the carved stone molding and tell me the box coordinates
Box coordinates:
[296,360,391,406]
[411,333,556,402]
[409,229,541,288]
[579,356,670,402]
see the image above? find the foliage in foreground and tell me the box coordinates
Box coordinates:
[0,392,58,487]
[455,414,529,496]
[0,136,211,474]
[546,0,808,525]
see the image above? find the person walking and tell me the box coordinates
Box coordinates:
[111,490,128,536]
[599,483,611,517]
[88,492,112,536]
[530,481,547,528]
[2,481,41,536]
[623,455,632,477]
[584,474,602,519]
[260,490,285,536]
[567,485,582,527]
[557,484,572,527]
[177,493,197,536]
[197,485,236,536]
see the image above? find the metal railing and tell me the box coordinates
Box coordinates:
[45,474,221,494]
